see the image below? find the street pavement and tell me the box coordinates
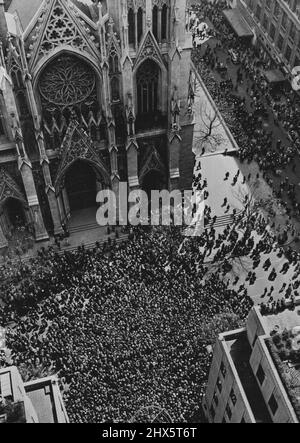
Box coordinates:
[192,75,300,306]
[194,20,300,245]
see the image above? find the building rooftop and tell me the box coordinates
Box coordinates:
[224,330,272,423]
[0,366,68,423]
[24,377,69,423]
[255,305,300,420]
[263,307,300,337]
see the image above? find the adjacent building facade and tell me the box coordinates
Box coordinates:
[237,0,300,76]
[203,304,300,423]
[0,366,69,423]
[0,0,195,247]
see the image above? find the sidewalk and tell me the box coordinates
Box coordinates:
[192,77,300,305]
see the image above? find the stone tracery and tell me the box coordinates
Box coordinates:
[39,3,88,58]
[39,56,96,108]
[38,54,102,149]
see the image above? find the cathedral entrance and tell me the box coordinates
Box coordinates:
[142,170,166,198]
[2,198,26,228]
[65,161,97,212]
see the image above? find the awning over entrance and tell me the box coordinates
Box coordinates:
[223,9,254,38]
[264,69,286,84]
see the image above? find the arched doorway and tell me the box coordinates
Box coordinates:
[65,161,97,211]
[142,169,166,198]
[2,197,26,228]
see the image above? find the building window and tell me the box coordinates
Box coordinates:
[128,8,135,46]
[137,59,160,115]
[230,388,237,406]
[111,77,120,102]
[137,7,143,44]
[256,364,266,385]
[109,48,120,102]
[216,377,222,393]
[152,5,158,41]
[268,393,278,415]
[109,52,119,75]
[161,4,168,41]
[226,403,232,420]
[220,362,227,378]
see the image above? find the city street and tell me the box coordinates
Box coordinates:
[192,72,300,306]
[197,22,300,214]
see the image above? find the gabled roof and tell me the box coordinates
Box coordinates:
[7,0,96,32]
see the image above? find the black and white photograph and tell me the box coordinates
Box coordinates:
[0,0,299,427]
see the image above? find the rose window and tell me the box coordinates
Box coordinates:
[39,55,96,108]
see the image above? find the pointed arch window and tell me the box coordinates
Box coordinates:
[109,49,119,75]
[161,4,168,41]
[111,77,120,102]
[11,68,23,90]
[128,8,135,46]
[137,59,160,115]
[137,7,144,44]
[152,6,158,41]
[109,47,121,102]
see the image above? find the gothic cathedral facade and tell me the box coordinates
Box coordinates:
[0,0,195,247]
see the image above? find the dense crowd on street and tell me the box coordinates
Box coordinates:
[0,226,253,422]
[1,186,300,421]
[0,0,300,425]
[190,0,300,220]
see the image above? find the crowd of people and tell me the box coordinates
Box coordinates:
[190,0,300,220]
[0,226,253,423]
[194,154,300,310]
[0,0,300,425]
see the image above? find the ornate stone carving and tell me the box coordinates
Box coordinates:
[55,120,110,191]
[27,0,100,69]
[134,31,166,69]
[139,144,166,182]
[152,0,170,7]
[0,168,27,205]
[39,56,96,108]
[41,2,87,56]
[127,0,146,11]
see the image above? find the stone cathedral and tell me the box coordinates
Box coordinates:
[0,0,195,247]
